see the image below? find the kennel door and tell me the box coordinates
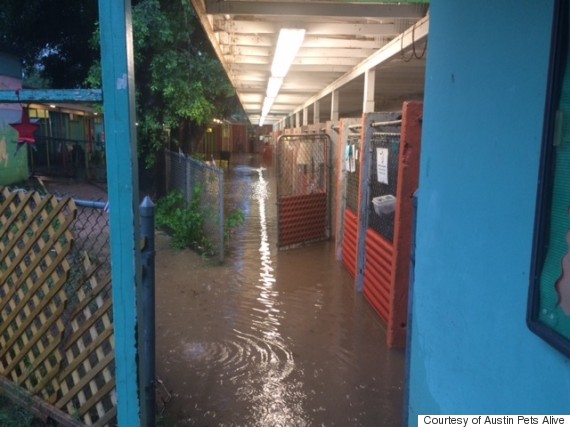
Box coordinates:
[276,134,330,249]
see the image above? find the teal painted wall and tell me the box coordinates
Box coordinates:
[0,52,21,79]
[0,54,29,186]
[408,0,570,422]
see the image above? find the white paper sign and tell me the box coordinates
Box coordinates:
[377,147,389,184]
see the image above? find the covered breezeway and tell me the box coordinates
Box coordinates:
[0,1,429,425]
[189,0,429,345]
[184,0,430,424]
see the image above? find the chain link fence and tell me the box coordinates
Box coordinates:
[68,199,112,303]
[1,186,117,425]
[165,150,224,262]
[27,186,113,312]
[367,130,401,243]
[345,130,361,213]
[5,186,112,303]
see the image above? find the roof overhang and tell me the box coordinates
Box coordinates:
[190,0,429,127]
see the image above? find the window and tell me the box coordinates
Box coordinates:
[527,0,570,356]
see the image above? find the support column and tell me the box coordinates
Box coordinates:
[98,0,142,425]
[363,69,375,114]
[303,107,309,127]
[313,100,320,125]
[331,90,339,122]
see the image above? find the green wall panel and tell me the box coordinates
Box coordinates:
[0,111,30,185]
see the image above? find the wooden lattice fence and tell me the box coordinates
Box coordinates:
[0,187,116,426]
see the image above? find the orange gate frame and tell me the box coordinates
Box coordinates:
[357,102,423,348]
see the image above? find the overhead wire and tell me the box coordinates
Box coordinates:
[400,21,428,63]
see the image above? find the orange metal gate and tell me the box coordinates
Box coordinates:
[276,133,330,248]
[360,102,423,348]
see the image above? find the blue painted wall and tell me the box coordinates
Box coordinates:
[408,0,570,422]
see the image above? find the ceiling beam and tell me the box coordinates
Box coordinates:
[205,0,427,18]
[219,20,401,36]
[226,54,365,67]
[230,63,354,73]
[223,46,376,59]
[293,14,429,115]
[219,33,389,49]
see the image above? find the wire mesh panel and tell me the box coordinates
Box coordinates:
[368,132,401,243]
[276,133,330,248]
[345,132,361,213]
[341,128,362,277]
[165,150,224,262]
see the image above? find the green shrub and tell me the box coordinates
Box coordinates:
[225,208,245,242]
[156,189,212,253]
[0,396,36,427]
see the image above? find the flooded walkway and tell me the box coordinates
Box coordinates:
[156,154,405,426]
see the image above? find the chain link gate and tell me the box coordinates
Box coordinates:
[276,133,330,249]
[342,125,362,277]
[368,130,401,243]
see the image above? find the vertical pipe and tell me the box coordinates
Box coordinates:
[84,137,89,180]
[218,168,224,263]
[46,122,51,169]
[139,196,156,427]
[185,153,191,205]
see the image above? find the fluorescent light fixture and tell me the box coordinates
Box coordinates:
[260,28,305,124]
[271,28,305,78]
[262,97,275,117]
[266,77,283,98]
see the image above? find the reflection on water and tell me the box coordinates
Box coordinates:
[156,154,405,427]
[240,167,306,426]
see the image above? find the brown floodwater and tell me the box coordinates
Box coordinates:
[155,154,405,426]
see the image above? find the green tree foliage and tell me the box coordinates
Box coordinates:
[0,0,99,88]
[87,0,237,172]
[1,0,240,194]
[136,0,236,160]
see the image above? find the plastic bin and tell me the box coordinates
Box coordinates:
[372,194,396,215]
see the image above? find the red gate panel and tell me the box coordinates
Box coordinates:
[278,193,327,247]
[363,229,393,323]
[342,209,358,278]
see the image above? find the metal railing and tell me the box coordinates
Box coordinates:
[30,136,107,182]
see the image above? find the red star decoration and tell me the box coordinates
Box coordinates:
[10,107,40,145]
